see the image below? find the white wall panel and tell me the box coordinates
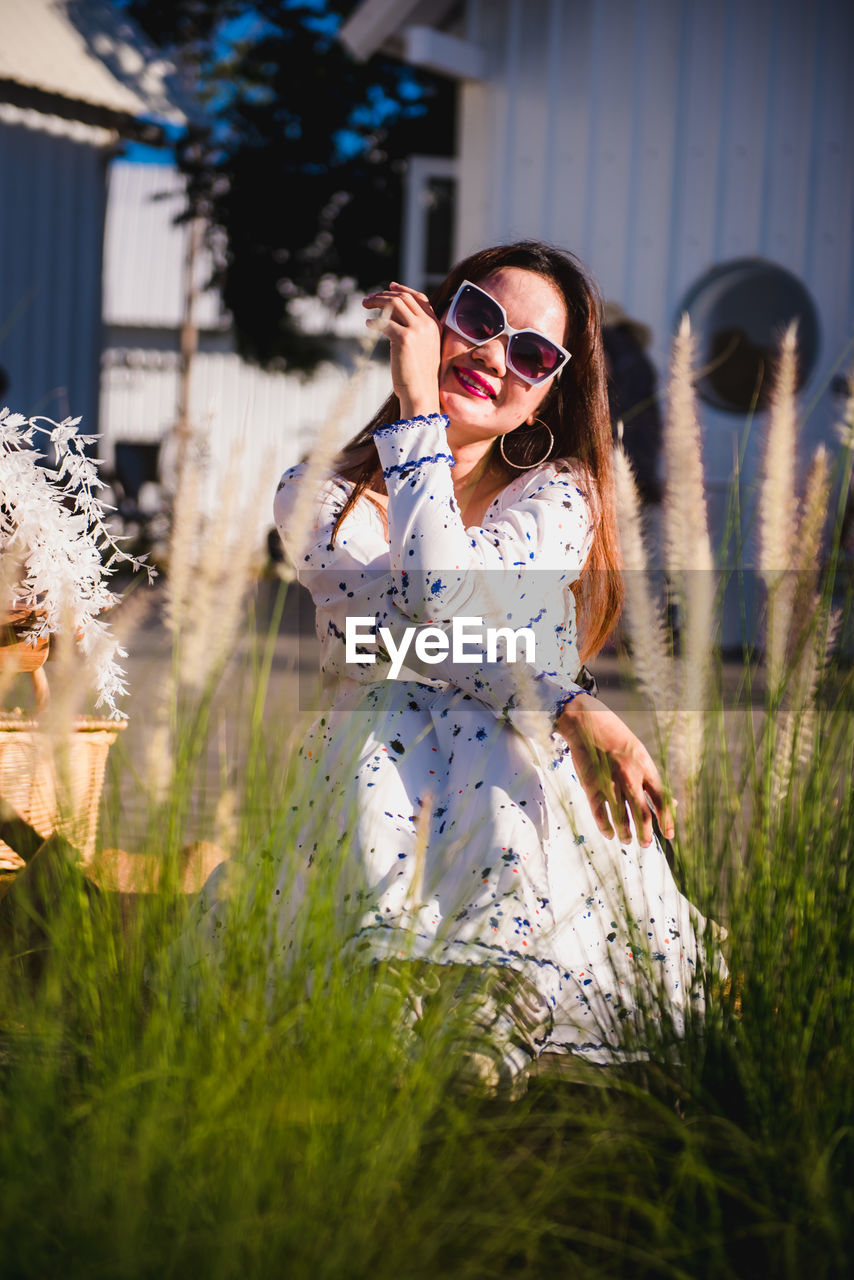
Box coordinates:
[581,0,636,300]
[538,0,570,244]
[502,0,554,235]
[804,1,854,365]
[455,0,854,464]
[455,78,493,251]
[665,0,728,323]
[484,0,514,244]
[759,3,818,276]
[104,163,224,330]
[450,0,852,635]
[716,1,773,260]
[548,1,595,253]
[622,0,681,366]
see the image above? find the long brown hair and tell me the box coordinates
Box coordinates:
[331,241,623,661]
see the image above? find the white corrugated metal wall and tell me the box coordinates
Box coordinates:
[103,162,224,330]
[456,0,853,528]
[0,109,109,428]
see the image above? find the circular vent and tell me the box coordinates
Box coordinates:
[678,259,820,413]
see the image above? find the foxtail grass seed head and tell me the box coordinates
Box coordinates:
[759,323,799,581]
[145,705,174,807]
[787,444,831,666]
[163,429,269,692]
[213,787,239,855]
[795,445,830,576]
[287,345,388,566]
[195,463,269,688]
[613,446,672,720]
[662,317,714,581]
[164,436,203,642]
[657,319,715,796]
[758,327,808,694]
[769,707,796,817]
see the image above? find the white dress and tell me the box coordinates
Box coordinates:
[271,413,711,1072]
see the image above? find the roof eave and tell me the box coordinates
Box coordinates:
[396,26,486,81]
[0,77,176,145]
[339,1,486,82]
[339,0,424,61]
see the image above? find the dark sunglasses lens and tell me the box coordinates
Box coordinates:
[508,333,563,381]
[453,286,503,342]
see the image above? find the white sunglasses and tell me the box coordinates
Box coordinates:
[445,279,572,385]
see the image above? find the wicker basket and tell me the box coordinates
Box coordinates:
[1,612,126,867]
[0,712,125,866]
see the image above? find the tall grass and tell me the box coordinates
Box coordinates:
[1,343,853,1278]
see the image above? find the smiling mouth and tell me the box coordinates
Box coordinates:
[453,367,496,399]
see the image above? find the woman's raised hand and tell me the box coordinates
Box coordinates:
[363,283,443,420]
[556,695,675,848]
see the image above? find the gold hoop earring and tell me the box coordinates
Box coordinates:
[498,419,555,470]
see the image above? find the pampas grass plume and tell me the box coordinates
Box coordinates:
[177,452,267,692]
[663,315,714,581]
[661,315,714,795]
[759,324,799,692]
[288,345,387,566]
[613,446,671,717]
[164,438,202,642]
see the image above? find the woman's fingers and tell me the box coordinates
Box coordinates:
[624,786,653,847]
[362,283,442,419]
[588,790,616,842]
[624,748,674,843]
[640,765,675,841]
[363,292,429,339]
[573,746,626,842]
[363,283,439,325]
[556,695,673,849]
[388,282,437,318]
[587,776,641,846]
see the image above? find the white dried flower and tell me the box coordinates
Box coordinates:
[0,407,154,716]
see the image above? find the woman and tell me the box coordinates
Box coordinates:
[271,242,713,1083]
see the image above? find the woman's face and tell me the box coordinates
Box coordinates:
[437,266,568,447]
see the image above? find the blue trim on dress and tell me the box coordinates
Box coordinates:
[382,452,456,480]
[549,687,590,722]
[373,414,450,439]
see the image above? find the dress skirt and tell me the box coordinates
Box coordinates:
[274,677,711,1068]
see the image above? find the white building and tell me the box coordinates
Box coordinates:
[343,0,854,594]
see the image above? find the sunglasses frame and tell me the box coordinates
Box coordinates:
[444,279,572,386]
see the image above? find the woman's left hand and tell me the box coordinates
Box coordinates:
[362,283,443,419]
[556,695,674,848]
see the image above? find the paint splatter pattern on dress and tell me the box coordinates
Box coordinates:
[268,414,711,1066]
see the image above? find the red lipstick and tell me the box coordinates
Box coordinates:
[453,367,496,398]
